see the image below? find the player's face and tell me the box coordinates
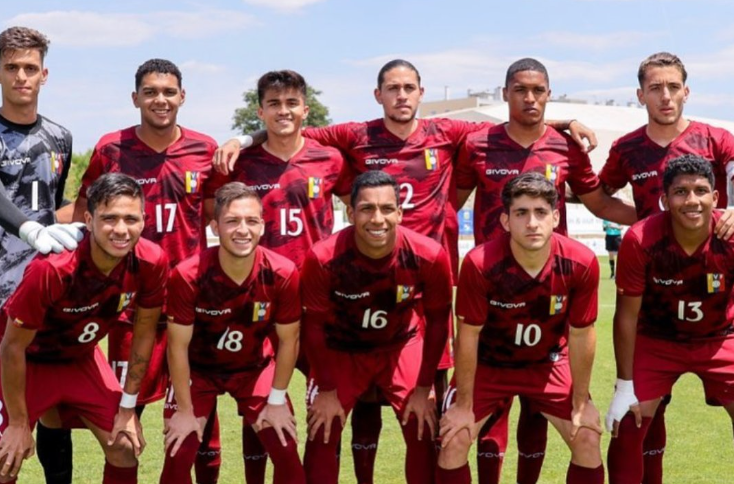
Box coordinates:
[503,70,550,127]
[257,88,309,138]
[0,49,47,109]
[374,67,424,125]
[500,195,559,252]
[212,197,264,259]
[85,195,145,264]
[348,185,403,259]
[132,73,185,131]
[662,174,718,232]
[637,66,689,127]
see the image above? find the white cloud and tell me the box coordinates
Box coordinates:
[179,60,226,74]
[534,31,662,51]
[5,10,256,47]
[241,0,326,12]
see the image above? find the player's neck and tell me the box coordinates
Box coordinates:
[510,239,551,278]
[671,221,710,256]
[218,247,256,285]
[505,121,546,148]
[645,118,689,147]
[262,132,305,162]
[0,103,38,125]
[383,117,419,140]
[135,124,181,153]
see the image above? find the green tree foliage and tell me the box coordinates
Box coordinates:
[63,149,93,202]
[231,86,331,134]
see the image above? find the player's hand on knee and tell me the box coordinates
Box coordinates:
[0,422,35,478]
[212,139,242,175]
[605,378,640,437]
[307,389,345,444]
[570,398,603,440]
[255,403,298,447]
[163,410,204,457]
[109,408,145,457]
[438,404,475,449]
[715,208,734,240]
[402,385,437,441]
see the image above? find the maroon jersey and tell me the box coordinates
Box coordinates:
[205,138,345,269]
[600,121,734,220]
[79,126,216,269]
[616,211,734,341]
[0,235,168,362]
[167,246,300,373]
[456,124,600,244]
[305,118,486,277]
[456,233,599,368]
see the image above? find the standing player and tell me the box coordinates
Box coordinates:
[302,171,453,484]
[160,182,305,484]
[71,59,221,483]
[599,52,734,484]
[214,59,596,484]
[437,172,604,484]
[603,221,622,279]
[606,155,734,483]
[454,57,634,484]
[0,173,167,484]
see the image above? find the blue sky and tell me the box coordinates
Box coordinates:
[7,0,734,151]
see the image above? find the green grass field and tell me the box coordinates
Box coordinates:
[16,257,734,483]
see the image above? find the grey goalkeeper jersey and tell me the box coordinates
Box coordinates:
[0,113,72,306]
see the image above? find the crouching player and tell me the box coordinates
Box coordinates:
[0,173,167,483]
[160,182,305,484]
[606,155,734,483]
[437,172,604,484]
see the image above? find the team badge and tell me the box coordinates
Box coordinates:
[185,171,200,194]
[396,285,414,303]
[545,165,559,185]
[253,302,272,321]
[707,273,725,293]
[13,318,24,327]
[117,292,136,312]
[549,295,567,315]
[308,177,322,198]
[50,151,64,175]
[424,149,438,171]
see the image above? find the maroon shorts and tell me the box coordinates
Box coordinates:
[0,346,121,434]
[443,360,574,422]
[634,334,734,405]
[163,360,281,425]
[108,322,168,405]
[306,339,425,416]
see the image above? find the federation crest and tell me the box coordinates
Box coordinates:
[50,151,64,176]
[549,295,567,315]
[396,285,414,303]
[308,177,322,198]
[424,149,438,171]
[185,171,200,194]
[253,302,272,321]
[117,292,136,312]
[707,273,725,294]
[545,164,559,185]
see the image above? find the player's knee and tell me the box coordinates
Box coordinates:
[438,431,472,467]
[569,427,601,464]
[104,438,137,467]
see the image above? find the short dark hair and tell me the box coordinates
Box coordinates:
[505,58,549,87]
[214,182,262,220]
[350,171,400,207]
[377,59,421,88]
[0,26,49,61]
[257,70,307,106]
[501,172,558,211]
[662,154,714,194]
[638,52,687,87]
[86,173,144,214]
[135,58,182,91]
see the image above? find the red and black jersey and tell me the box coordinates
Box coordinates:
[79,126,216,270]
[301,225,453,353]
[600,121,734,220]
[305,118,487,278]
[0,235,168,362]
[456,124,600,245]
[205,138,346,269]
[616,211,734,341]
[456,233,599,367]
[167,246,300,374]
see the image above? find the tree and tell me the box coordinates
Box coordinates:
[63,149,93,202]
[231,86,331,134]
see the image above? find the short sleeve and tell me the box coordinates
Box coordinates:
[274,267,302,324]
[568,257,600,328]
[599,144,629,190]
[4,259,63,331]
[78,147,107,199]
[455,137,479,191]
[615,229,648,297]
[421,247,453,313]
[566,147,601,196]
[300,250,333,315]
[137,248,169,309]
[303,124,356,153]
[455,250,488,326]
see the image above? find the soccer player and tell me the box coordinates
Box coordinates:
[160,182,305,484]
[599,52,734,484]
[71,59,221,483]
[603,220,622,279]
[606,155,734,483]
[0,173,167,484]
[436,172,604,484]
[214,59,596,484]
[301,170,453,484]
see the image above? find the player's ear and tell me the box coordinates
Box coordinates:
[661,193,669,211]
[210,219,219,237]
[500,212,509,232]
[132,91,140,108]
[179,88,186,106]
[683,85,690,104]
[712,189,719,206]
[552,208,560,229]
[84,211,93,231]
[636,88,645,106]
[374,87,383,105]
[502,87,509,103]
[346,204,355,225]
[41,67,48,86]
